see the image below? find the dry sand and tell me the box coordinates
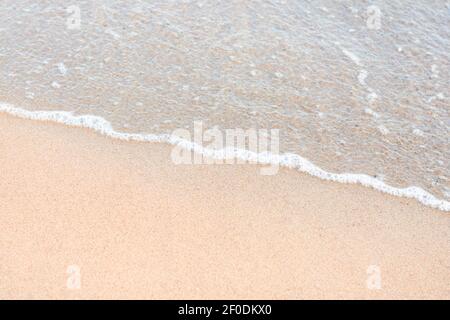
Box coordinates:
[0,113,449,299]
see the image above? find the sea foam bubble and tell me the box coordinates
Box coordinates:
[1,102,449,212]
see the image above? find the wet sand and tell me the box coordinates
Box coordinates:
[0,113,449,299]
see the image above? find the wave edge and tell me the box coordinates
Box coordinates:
[1,101,448,212]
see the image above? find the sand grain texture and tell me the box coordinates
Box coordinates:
[0,114,449,299]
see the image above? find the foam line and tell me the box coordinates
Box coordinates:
[1,102,449,212]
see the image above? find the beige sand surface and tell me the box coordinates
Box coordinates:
[0,113,449,299]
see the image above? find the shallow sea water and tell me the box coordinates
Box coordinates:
[0,1,449,206]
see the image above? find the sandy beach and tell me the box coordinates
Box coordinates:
[0,113,448,299]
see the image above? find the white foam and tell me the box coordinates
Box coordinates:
[1,102,449,212]
[57,62,67,75]
[377,125,390,135]
[366,92,378,104]
[357,70,368,85]
[274,72,284,78]
[364,108,380,118]
[51,81,61,89]
[105,28,121,39]
[413,128,425,137]
[341,48,362,66]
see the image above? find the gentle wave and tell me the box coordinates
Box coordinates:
[1,101,449,212]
